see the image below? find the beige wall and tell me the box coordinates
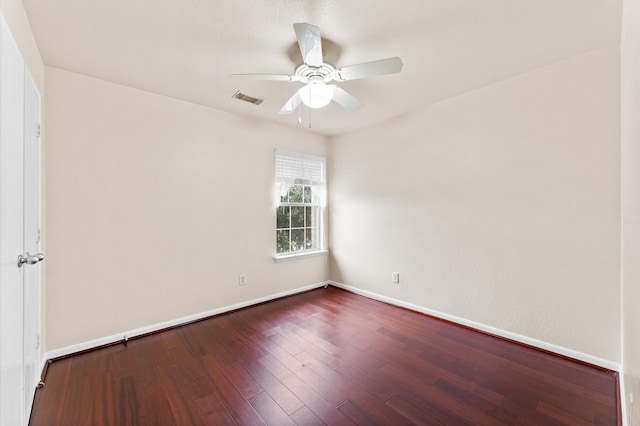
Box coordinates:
[44,67,329,350]
[0,0,43,91]
[329,47,621,362]
[622,0,640,423]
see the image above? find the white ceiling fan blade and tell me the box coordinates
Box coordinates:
[230,74,293,81]
[293,23,323,67]
[279,91,302,115]
[331,86,362,112]
[335,57,403,81]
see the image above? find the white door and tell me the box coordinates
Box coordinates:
[23,68,42,422]
[0,14,27,426]
[0,15,42,426]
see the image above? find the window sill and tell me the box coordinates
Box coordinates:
[274,250,328,263]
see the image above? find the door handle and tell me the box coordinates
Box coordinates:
[17,252,44,267]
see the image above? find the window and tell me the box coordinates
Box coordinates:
[275,149,326,258]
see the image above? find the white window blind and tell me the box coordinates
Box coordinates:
[275,149,326,206]
[275,149,325,185]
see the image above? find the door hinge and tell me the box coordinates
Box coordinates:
[36,333,40,349]
[37,228,41,243]
[36,123,41,138]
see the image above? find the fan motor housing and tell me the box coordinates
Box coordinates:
[294,63,341,84]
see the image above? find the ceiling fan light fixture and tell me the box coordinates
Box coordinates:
[299,82,333,109]
[231,23,403,117]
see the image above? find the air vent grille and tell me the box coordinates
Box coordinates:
[232,91,264,105]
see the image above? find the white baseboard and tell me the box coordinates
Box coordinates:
[620,372,628,426]
[330,281,621,372]
[41,279,620,374]
[42,281,329,362]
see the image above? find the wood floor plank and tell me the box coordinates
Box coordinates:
[344,388,418,425]
[29,359,71,424]
[30,286,620,425]
[292,355,351,407]
[194,391,236,425]
[88,373,116,425]
[378,363,505,424]
[140,389,176,425]
[199,354,266,426]
[334,363,396,402]
[262,338,306,371]
[114,375,146,425]
[289,405,326,426]
[257,353,297,383]
[536,401,598,426]
[244,358,305,415]
[59,375,94,425]
[280,372,355,426]
[248,391,297,426]
[386,394,447,425]
[222,361,263,399]
[433,378,519,424]
[156,366,206,425]
[336,399,382,425]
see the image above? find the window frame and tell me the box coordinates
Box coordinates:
[276,184,320,254]
[274,150,327,261]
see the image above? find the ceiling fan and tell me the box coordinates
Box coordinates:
[231,23,403,115]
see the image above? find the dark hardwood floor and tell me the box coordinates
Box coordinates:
[30,286,619,425]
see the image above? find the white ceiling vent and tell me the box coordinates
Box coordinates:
[232,91,264,106]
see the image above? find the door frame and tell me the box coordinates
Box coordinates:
[0,13,43,425]
[22,65,42,421]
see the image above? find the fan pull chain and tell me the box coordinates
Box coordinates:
[308,105,312,129]
[297,103,302,124]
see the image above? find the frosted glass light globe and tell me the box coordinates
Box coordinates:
[299,82,333,109]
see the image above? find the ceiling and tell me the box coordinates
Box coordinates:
[22,0,621,137]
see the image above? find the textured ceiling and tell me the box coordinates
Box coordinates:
[22,0,621,136]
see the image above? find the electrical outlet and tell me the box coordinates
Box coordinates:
[239,274,247,286]
[392,272,400,284]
